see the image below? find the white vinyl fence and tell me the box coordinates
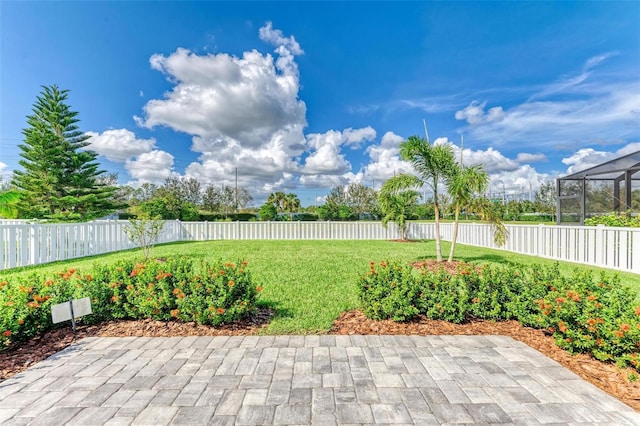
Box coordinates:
[0,220,638,274]
[437,222,640,274]
[0,220,182,270]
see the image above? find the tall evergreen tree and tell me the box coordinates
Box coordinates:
[12,85,117,220]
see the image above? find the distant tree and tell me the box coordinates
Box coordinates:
[97,173,134,208]
[219,186,237,217]
[137,183,159,203]
[202,185,252,217]
[235,187,253,209]
[317,201,355,221]
[378,175,421,240]
[258,203,277,221]
[267,191,287,213]
[139,198,173,219]
[283,193,301,221]
[399,136,455,260]
[12,85,117,220]
[182,178,202,205]
[202,185,222,212]
[346,183,378,216]
[534,182,557,222]
[113,185,136,206]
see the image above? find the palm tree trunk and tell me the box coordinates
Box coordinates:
[434,198,442,261]
[448,203,460,262]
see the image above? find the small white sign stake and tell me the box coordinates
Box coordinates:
[51,297,92,332]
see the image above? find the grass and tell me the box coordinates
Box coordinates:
[1,240,639,333]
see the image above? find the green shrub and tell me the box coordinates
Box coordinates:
[418,268,469,323]
[0,257,262,349]
[357,260,640,372]
[535,269,640,368]
[585,212,640,227]
[174,260,258,325]
[358,261,422,321]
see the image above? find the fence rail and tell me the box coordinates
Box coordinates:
[0,220,637,273]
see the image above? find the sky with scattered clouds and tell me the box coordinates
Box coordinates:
[1,2,639,206]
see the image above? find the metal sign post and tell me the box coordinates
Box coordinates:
[51,297,92,332]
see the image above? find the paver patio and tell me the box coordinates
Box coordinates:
[0,335,638,425]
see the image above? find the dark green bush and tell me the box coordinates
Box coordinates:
[358,261,422,321]
[0,257,262,348]
[418,268,469,323]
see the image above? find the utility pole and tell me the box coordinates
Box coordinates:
[235,167,238,212]
[502,182,506,205]
[423,118,430,143]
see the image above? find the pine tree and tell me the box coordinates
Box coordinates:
[12,85,117,221]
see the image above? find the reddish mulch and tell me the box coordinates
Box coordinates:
[0,309,273,382]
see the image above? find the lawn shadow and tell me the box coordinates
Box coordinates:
[414,253,511,264]
[256,300,294,320]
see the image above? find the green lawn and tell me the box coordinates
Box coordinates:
[1,240,638,334]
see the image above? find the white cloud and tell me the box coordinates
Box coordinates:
[299,173,351,189]
[342,126,376,148]
[300,127,377,177]
[360,131,413,182]
[258,21,304,55]
[617,142,640,156]
[561,142,640,175]
[455,101,504,125]
[86,129,156,162]
[488,165,551,199]
[455,55,640,149]
[135,23,308,196]
[516,152,547,163]
[427,139,550,196]
[125,150,177,184]
[0,162,9,185]
[446,143,520,174]
[302,131,351,175]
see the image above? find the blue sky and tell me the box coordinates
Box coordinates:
[1,1,639,206]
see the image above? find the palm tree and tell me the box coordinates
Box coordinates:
[399,136,455,261]
[266,191,286,213]
[283,193,301,221]
[446,164,489,261]
[378,175,421,240]
[469,197,509,247]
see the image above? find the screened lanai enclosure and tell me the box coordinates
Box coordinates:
[557,150,640,224]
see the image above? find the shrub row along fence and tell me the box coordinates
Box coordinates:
[0,220,638,274]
